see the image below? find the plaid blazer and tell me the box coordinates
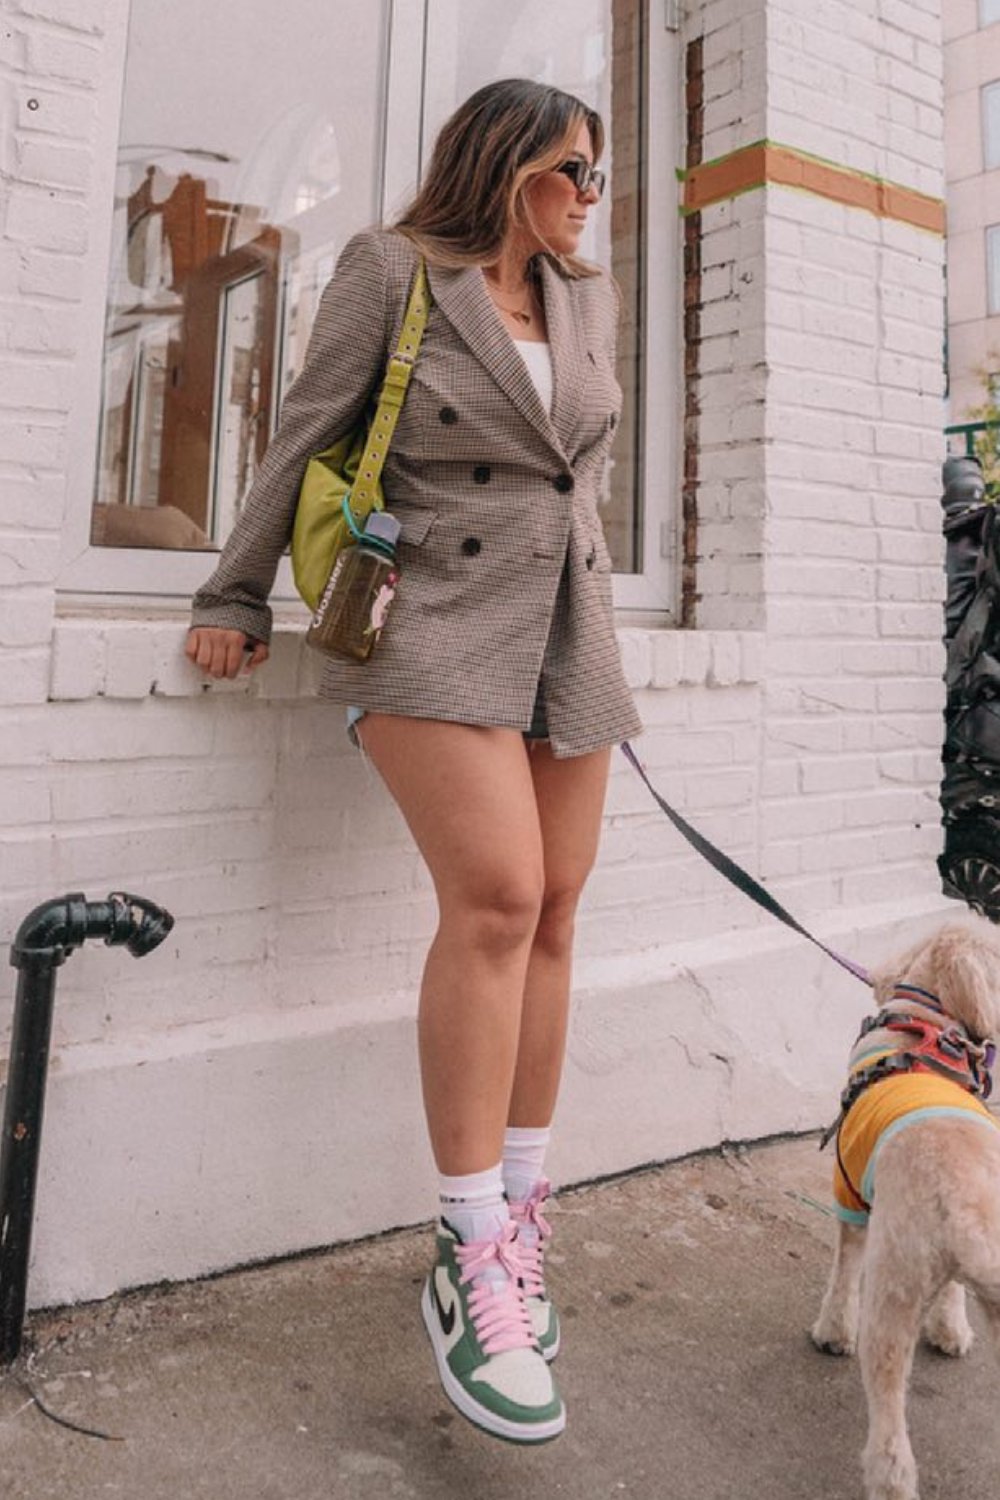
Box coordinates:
[190,227,642,757]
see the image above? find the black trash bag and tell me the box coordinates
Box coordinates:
[938,454,1000,918]
[942,455,988,639]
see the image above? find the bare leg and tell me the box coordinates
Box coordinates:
[507,743,611,1127]
[812,1219,867,1356]
[358,715,544,1174]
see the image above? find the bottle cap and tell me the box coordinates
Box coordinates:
[363,511,402,548]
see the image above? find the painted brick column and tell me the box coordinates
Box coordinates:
[680,0,769,634]
[0,0,104,711]
[681,0,946,909]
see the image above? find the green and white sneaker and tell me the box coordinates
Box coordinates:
[510,1177,560,1361]
[420,1218,565,1443]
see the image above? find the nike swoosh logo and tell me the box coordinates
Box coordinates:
[432,1272,457,1336]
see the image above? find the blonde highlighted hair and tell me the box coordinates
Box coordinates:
[394,78,604,278]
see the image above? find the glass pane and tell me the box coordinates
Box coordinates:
[981,0,1000,27]
[984,82,1000,171]
[93,0,390,550]
[213,271,269,543]
[420,0,645,574]
[988,226,1000,316]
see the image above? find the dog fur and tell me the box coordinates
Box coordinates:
[811,915,1000,1500]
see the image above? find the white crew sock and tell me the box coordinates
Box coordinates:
[438,1163,509,1247]
[502,1125,552,1205]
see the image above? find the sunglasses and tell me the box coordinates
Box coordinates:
[554,159,606,198]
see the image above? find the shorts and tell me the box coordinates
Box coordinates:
[346,680,550,747]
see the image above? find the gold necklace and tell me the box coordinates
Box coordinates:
[488,279,534,326]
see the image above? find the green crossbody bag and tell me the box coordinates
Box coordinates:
[291,258,430,612]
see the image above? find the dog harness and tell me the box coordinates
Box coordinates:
[824,983,998,1223]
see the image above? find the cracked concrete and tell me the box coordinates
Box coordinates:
[2,1135,999,1500]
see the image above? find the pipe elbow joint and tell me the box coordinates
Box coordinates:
[10,892,174,972]
[10,894,90,972]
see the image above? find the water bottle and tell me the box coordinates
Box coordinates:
[306,511,402,662]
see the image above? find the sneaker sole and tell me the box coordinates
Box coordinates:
[420,1281,566,1444]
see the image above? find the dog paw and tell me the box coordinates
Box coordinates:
[923,1321,974,1358]
[922,1282,974,1357]
[810,1324,856,1357]
[864,1442,918,1500]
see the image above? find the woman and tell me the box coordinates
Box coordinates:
[187,78,642,1444]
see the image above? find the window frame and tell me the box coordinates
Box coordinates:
[60,0,681,621]
[614,12,680,614]
[60,0,412,605]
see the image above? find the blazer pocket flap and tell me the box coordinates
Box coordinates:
[397,506,437,546]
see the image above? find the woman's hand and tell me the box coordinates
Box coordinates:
[185,627,269,680]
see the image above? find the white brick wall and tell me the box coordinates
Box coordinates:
[0,0,956,1306]
[691,0,945,917]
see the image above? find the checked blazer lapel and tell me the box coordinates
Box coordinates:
[426,259,569,461]
[537,256,586,458]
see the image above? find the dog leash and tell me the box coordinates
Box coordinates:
[620,741,872,987]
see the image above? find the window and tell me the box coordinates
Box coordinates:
[988,226,1000,315]
[984,82,1000,171]
[72,0,394,597]
[416,0,677,608]
[982,0,1000,27]
[422,0,642,574]
[65,1,678,614]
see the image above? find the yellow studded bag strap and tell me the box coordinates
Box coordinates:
[347,258,430,522]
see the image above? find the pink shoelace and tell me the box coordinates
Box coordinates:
[509,1178,552,1300]
[455,1221,536,1355]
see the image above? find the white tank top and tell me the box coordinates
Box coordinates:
[514,339,553,414]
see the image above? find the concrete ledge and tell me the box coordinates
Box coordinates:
[47,616,765,700]
[20,890,951,1309]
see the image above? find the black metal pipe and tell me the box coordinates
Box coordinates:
[0,965,57,1364]
[1,892,173,1364]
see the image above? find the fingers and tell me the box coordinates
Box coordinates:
[191,629,243,678]
[186,628,265,680]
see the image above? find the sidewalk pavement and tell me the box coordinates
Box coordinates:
[2,1134,998,1500]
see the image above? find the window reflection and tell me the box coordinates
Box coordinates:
[96,161,286,548]
[93,0,387,550]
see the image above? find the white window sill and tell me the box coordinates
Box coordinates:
[47,615,764,702]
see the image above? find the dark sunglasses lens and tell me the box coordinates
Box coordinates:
[563,161,604,195]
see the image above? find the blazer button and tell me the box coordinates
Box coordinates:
[439,406,458,424]
[553,473,574,494]
[461,537,482,556]
[472,465,491,484]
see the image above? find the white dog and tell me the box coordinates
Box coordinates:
[811,917,1000,1500]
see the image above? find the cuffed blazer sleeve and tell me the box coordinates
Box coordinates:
[190,229,391,643]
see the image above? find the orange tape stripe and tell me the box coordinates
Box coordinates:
[682,140,945,235]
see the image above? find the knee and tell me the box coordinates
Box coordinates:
[532,883,584,958]
[446,873,544,958]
